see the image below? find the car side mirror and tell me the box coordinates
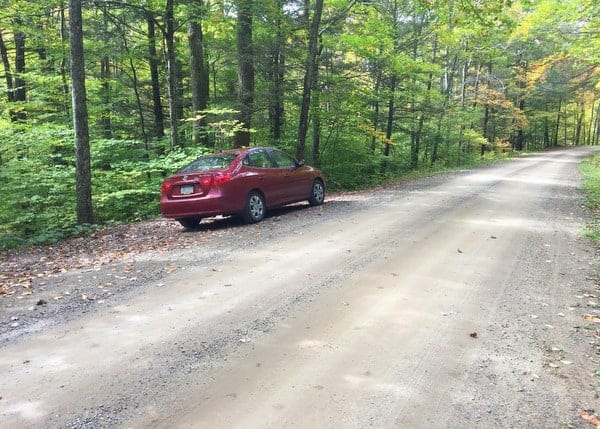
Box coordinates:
[295,159,305,167]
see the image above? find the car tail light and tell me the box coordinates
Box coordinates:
[200,176,212,189]
[161,180,173,195]
[213,172,231,186]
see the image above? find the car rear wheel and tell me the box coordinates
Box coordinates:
[177,216,202,229]
[308,179,325,206]
[243,191,265,223]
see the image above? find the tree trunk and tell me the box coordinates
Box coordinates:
[0,31,14,102]
[553,98,562,146]
[311,36,324,166]
[592,103,600,146]
[188,7,209,146]
[146,12,164,139]
[13,21,26,103]
[69,0,93,225]
[59,1,70,115]
[165,0,181,147]
[296,0,323,160]
[99,56,112,138]
[268,0,285,143]
[574,102,584,146]
[371,65,382,153]
[11,18,27,121]
[120,28,149,147]
[234,0,254,148]
[99,8,112,138]
[384,75,396,158]
[587,99,597,146]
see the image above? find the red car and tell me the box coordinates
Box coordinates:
[160,147,325,228]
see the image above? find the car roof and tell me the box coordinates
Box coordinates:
[212,146,281,156]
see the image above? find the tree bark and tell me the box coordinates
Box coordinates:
[165,0,181,147]
[234,0,254,148]
[268,0,285,142]
[553,98,562,147]
[0,31,14,102]
[100,8,112,138]
[69,0,93,225]
[188,7,209,145]
[146,12,164,139]
[13,20,26,103]
[296,0,323,160]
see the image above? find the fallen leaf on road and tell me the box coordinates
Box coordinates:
[580,410,600,427]
[584,314,600,323]
[469,332,477,338]
[548,362,560,368]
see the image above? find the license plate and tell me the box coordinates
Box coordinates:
[180,185,194,195]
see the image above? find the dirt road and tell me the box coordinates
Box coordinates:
[1,147,599,428]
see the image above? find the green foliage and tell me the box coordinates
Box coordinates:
[0,124,207,249]
[0,0,598,250]
[581,153,600,243]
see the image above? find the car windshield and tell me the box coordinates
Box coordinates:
[179,153,238,173]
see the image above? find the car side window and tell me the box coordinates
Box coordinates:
[244,150,276,168]
[269,149,297,168]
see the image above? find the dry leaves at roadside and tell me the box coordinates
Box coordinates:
[584,314,600,323]
[580,410,600,428]
[0,218,210,297]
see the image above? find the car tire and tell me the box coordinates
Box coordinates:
[177,217,202,229]
[308,179,325,206]
[243,191,266,223]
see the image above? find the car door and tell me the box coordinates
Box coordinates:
[267,148,310,203]
[241,149,285,207]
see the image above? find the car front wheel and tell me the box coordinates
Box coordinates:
[243,191,266,223]
[177,216,202,229]
[308,179,325,206]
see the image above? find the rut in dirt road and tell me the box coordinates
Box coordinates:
[1,147,599,428]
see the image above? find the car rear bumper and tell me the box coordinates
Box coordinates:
[160,193,240,219]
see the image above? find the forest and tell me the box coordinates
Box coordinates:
[0,0,598,249]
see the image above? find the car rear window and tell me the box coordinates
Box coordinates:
[179,153,238,173]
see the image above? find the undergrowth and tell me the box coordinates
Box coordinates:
[581,153,600,243]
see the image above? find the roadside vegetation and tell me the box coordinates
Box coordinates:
[582,153,600,244]
[0,1,598,249]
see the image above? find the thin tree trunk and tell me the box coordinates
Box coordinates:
[146,12,164,139]
[234,0,254,148]
[13,20,26,103]
[165,0,181,147]
[188,9,209,145]
[59,1,70,115]
[296,0,323,160]
[554,98,562,146]
[574,102,584,146]
[384,75,396,158]
[121,30,149,147]
[371,65,382,153]
[11,17,27,121]
[69,0,93,224]
[0,31,14,102]
[99,7,112,138]
[587,99,596,145]
[311,36,324,166]
[268,0,285,143]
[594,102,600,145]
[100,56,112,138]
